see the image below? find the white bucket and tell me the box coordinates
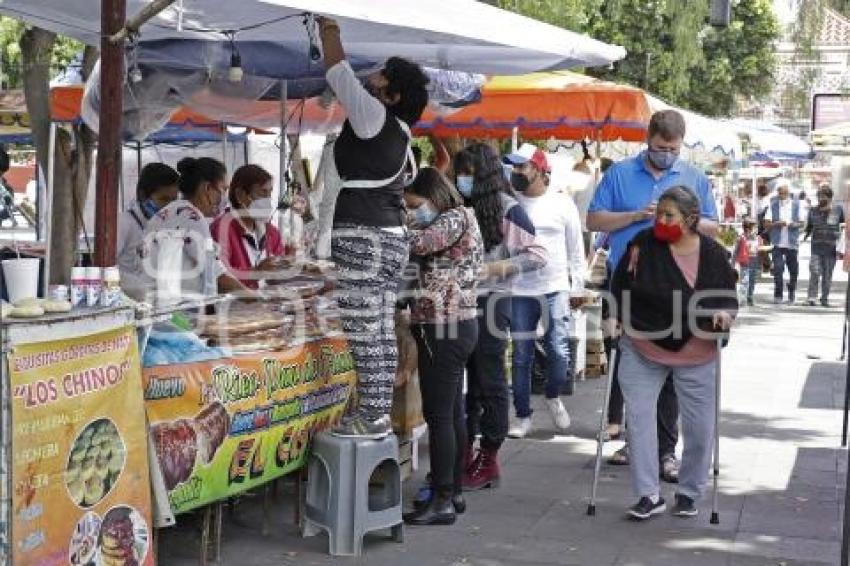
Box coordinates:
[2,258,40,304]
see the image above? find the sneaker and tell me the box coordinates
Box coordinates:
[660,455,680,484]
[627,496,666,520]
[331,415,392,439]
[607,444,629,466]
[672,494,698,517]
[507,418,533,439]
[545,398,571,430]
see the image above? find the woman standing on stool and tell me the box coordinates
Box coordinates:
[402,168,483,526]
[318,17,430,438]
[612,186,737,520]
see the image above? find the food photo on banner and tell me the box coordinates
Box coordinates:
[8,326,153,566]
[143,336,356,515]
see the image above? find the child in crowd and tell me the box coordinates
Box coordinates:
[734,219,764,306]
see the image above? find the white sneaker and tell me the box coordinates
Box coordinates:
[546,398,571,430]
[508,417,533,439]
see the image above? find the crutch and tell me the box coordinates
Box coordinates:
[587,345,618,516]
[710,337,723,525]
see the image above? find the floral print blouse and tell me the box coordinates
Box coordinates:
[407,206,484,324]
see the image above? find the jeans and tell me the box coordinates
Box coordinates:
[466,294,511,450]
[618,337,716,501]
[511,292,570,419]
[772,247,799,299]
[413,319,479,494]
[808,251,837,302]
[744,260,761,300]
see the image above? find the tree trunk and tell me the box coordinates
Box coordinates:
[22,29,99,284]
[20,28,54,188]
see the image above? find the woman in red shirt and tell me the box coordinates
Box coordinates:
[210,165,292,289]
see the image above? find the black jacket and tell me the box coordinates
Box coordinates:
[611,229,738,351]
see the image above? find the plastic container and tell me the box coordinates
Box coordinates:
[49,284,69,302]
[2,258,40,304]
[85,267,102,308]
[71,267,87,308]
[101,266,121,307]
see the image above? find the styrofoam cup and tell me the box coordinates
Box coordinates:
[2,258,40,304]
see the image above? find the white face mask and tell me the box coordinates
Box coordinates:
[247,197,274,223]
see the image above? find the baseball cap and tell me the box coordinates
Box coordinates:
[503,143,551,173]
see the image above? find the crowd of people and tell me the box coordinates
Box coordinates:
[110,22,846,528]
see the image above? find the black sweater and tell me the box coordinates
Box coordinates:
[611,229,738,351]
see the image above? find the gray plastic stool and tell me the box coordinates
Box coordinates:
[302,432,403,556]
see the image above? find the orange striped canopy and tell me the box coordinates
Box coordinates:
[416,71,651,141]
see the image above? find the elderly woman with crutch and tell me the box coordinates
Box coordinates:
[604,186,737,521]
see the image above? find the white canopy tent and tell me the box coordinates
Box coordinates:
[0,0,625,76]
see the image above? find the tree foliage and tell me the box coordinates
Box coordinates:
[497,0,780,117]
[0,16,82,89]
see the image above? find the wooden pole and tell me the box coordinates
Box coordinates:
[94,0,127,267]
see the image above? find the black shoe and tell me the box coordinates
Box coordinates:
[807,299,817,307]
[672,494,698,517]
[412,486,465,514]
[627,496,666,521]
[330,415,392,439]
[746,298,754,306]
[821,299,830,307]
[404,494,457,526]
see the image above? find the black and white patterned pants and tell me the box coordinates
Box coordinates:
[332,225,409,419]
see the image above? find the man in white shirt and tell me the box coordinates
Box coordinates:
[504,144,586,438]
[765,179,804,304]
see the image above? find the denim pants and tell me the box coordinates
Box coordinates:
[808,252,837,302]
[511,292,570,419]
[772,247,799,299]
[744,259,761,300]
[618,337,717,501]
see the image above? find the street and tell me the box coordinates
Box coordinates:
[159,244,848,566]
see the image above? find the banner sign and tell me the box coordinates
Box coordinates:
[9,326,153,566]
[142,336,355,515]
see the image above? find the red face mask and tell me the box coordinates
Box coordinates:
[653,220,684,243]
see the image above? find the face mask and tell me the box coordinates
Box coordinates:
[414,203,438,226]
[511,171,531,192]
[456,175,474,198]
[247,197,273,223]
[141,198,160,219]
[647,150,678,171]
[653,220,684,243]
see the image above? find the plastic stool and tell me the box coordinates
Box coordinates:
[302,432,403,556]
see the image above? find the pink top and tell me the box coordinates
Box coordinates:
[629,244,717,367]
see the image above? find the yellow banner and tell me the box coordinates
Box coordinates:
[142,336,355,515]
[9,326,153,566]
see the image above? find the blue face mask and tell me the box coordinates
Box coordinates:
[456,175,474,198]
[141,198,161,219]
[647,149,678,171]
[414,203,438,226]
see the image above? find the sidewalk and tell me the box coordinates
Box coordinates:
[159,271,848,565]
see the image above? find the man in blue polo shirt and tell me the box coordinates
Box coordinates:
[587,109,718,482]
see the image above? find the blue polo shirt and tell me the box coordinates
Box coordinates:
[588,152,718,271]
